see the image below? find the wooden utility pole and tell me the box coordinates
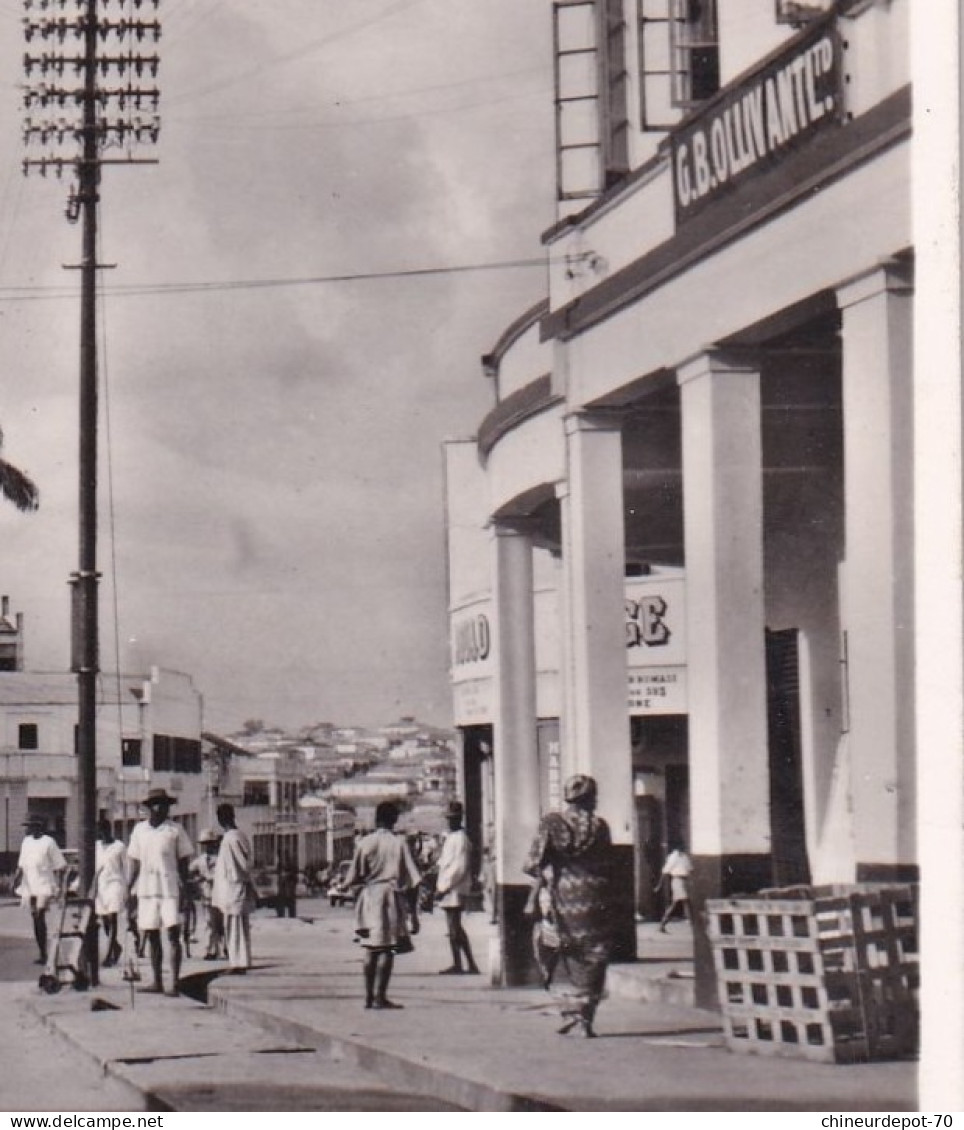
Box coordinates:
[22,0,161,951]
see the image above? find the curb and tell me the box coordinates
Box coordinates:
[26,993,154,1111]
[207,986,563,1113]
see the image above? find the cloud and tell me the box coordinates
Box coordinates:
[0,0,554,730]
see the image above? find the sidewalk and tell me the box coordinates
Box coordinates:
[9,900,918,1112]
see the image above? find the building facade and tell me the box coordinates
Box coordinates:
[444,0,915,1003]
[0,628,206,864]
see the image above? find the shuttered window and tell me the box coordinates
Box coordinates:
[553,0,629,201]
[638,0,719,130]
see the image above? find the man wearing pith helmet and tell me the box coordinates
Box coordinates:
[127,787,193,996]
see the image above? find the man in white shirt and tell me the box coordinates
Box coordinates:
[13,814,66,965]
[127,788,193,996]
[435,800,480,975]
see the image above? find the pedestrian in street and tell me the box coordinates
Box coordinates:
[190,828,226,960]
[276,859,298,918]
[127,788,194,996]
[212,803,255,974]
[655,841,693,932]
[94,819,127,967]
[523,774,615,1038]
[435,800,480,975]
[344,801,421,1010]
[13,814,66,965]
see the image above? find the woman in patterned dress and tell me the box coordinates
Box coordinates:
[345,801,421,1010]
[523,774,614,1037]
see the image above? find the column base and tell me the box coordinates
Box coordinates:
[609,843,638,963]
[690,853,772,1010]
[494,883,540,987]
[856,862,919,883]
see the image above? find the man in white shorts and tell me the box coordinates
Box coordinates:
[13,814,66,964]
[127,788,193,996]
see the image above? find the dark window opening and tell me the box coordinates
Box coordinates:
[18,723,39,751]
[153,734,172,772]
[638,0,719,129]
[122,738,142,768]
[243,780,271,807]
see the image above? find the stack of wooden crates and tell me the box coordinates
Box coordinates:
[706,884,918,1063]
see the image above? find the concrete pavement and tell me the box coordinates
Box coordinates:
[2,898,918,1112]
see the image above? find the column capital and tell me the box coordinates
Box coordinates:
[564,409,623,438]
[836,258,914,311]
[676,347,761,388]
[489,518,535,541]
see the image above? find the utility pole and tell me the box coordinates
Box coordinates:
[21,0,161,940]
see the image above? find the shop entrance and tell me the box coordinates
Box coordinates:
[631,715,689,921]
[460,724,494,906]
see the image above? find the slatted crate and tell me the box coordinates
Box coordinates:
[706,884,918,1064]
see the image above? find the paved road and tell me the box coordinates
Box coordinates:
[0,933,43,983]
[0,904,461,1112]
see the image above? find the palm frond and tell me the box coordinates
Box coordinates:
[0,459,40,512]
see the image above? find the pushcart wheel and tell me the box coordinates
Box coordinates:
[38,973,61,995]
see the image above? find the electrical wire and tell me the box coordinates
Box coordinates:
[96,207,128,765]
[167,0,431,108]
[0,255,548,302]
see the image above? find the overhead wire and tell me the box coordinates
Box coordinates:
[0,255,549,302]
[167,0,431,108]
[96,206,128,766]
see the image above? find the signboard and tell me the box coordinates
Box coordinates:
[626,574,687,715]
[671,21,843,224]
[452,678,494,725]
[451,574,690,724]
[628,666,687,715]
[451,604,492,680]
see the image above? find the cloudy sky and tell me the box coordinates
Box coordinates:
[0,0,554,732]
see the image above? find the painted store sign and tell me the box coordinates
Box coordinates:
[671,20,843,223]
[451,574,688,724]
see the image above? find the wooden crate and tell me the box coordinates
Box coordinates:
[706,884,918,1063]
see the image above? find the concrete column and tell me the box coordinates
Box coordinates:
[554,482,579,788]
[490,522,541,985]
[677,349,772,1008]
[837,261,916,881]
[562,413,636,961]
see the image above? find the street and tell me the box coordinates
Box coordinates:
[0,897,462,1113]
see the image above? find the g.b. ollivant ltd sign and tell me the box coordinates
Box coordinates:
[671,21,842,223]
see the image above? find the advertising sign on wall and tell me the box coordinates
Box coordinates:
[671,20,843,224]
[625,574,687,715]
[451,574,690,725]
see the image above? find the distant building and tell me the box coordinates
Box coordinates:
[1,650,205,860]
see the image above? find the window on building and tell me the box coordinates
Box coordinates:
[153,733,172,772]
[775,0,832,28]
[121,738,142,768]
[173,737,202,774]
[18,722,38,751]
[243,780,271,807]
[553,0,629,201]
[638,0,719,129]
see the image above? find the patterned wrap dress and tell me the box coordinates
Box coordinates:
[346,828,421,952]
[524,807,614,1018]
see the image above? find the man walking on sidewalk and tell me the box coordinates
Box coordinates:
[14,814,66,965]
[436,800,480,976]
[212,803,254,974]
[127,788,194,996]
